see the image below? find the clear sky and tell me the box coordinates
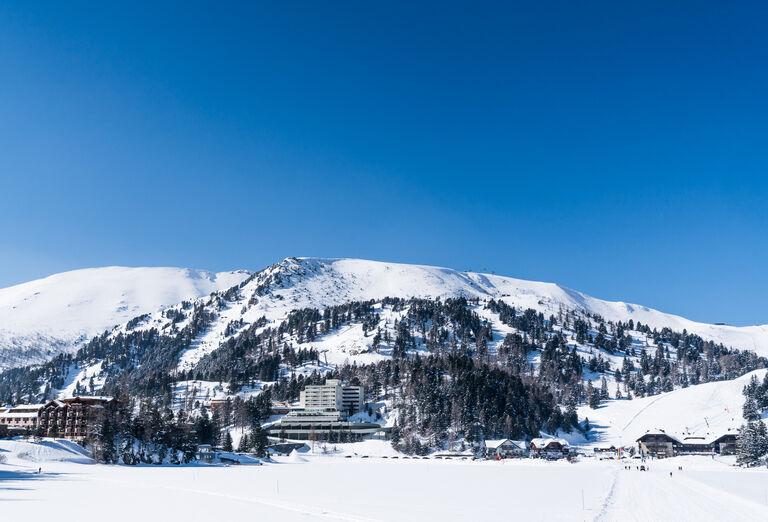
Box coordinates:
[0,2,766,325]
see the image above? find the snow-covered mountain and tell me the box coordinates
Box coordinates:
[2,257,767,373]
[0,266,251,369]
[64,256,762,379]
[320,257,768,351]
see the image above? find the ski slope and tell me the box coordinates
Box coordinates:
[166,257,768,372]
[580,369,767,448]
[0,266,251,368]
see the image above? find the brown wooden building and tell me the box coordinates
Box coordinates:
[637,429,738,457]
[38,396,114,440]
[530,437,570,458]
[636,430,681,457]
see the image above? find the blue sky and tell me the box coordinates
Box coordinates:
[0,2,766,325]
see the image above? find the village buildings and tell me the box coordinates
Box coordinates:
[0,403,46,432]
[636,428,739,457]
[484,439,528,459]
[530,437,570,459]
[0,396,113,441]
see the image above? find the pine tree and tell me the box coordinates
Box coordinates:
[600,377,610,401]
[743,397,761,422]
[587,381,600,409]
[251,425,268,456]
[222,431,233,452]
[95,416,118,463]
[737,421,768,466]
[237,433,250,452]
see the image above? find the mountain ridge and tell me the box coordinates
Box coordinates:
[224,257,768,356]
[1,257,767,372]
[0,266,252,369]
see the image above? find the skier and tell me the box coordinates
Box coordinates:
[669,472,672,478]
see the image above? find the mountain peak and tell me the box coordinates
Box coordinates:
[2,258,768,372]
[0,266,252,369]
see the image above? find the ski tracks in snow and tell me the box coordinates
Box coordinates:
[593,466,621,522]
[98,475,382,522]
[595,466,766,522]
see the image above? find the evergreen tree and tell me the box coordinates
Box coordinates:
[237,433,250,452]
[251,425,268,456]
[743,397,761,422]
[737,421,768,466]
[222,431,233,452]
[600,377,610,401]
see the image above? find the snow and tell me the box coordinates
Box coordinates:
[275,258,768,355]
[4,257,768,375]
[206,257,768,360]
[531,437,570,448]
[484,439,514,449]
[0,438,95,464]
[578,369,767,450]
[171,380,265,410]
[0,266,251,369]
[287,449,307,462]
[596,456,768,521]
[55,360,105,398]
[2,438,767,521]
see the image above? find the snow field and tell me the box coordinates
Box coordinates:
[3,439,767,522]
[0,449,614,521]
[597,456,768,521]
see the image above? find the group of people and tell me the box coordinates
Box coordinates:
[622,463,686,477]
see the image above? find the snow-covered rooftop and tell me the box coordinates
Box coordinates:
[530,437,569,448]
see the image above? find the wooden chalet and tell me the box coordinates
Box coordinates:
[484,439,528,459]
[530,437,570,458]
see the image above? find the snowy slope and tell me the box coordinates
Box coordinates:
[4,257,768,373]
[579,369,767,448]
[0,438,95,464]
[0,266,251,369]
[165,257,768,368]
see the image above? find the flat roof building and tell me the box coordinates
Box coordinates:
[268,409,382,442]
[300,379,364,418]
[0,404,45,432]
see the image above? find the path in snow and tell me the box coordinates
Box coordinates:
[597,459,768,521]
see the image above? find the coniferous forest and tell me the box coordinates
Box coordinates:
[1,295,765,461]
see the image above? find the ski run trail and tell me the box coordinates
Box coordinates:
[597,458,768,521]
